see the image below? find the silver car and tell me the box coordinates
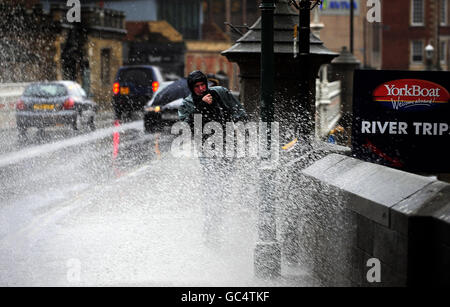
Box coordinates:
[16,81,97,136]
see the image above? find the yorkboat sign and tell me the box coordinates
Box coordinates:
[352,70,450,173]
[373,79,450,111]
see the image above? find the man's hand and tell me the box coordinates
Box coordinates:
[202,93,213,105]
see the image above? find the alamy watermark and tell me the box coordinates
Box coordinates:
[366,0,381,23]
[66,0,81,23]
[170,115,280,161]
[366,257,381,283]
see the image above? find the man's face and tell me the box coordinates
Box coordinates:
[193,81,207,96]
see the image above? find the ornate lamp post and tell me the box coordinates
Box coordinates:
[289,0,323,138]
[255,0,280,280]
[223,0,337,279]
[260,0,276,133]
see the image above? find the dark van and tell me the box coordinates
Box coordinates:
[112,65,164,120]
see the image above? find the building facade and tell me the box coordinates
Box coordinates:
[51,4,127,108]
[0,1,58,83]
[0,1,127,109]
[225,0,450,72]
[309,0,450,71]
[84,0,203,40]
[380,0,450,71]
[84,0,248,89]
[185,41,237,89]
[312,0,376,68]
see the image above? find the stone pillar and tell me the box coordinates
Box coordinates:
[331,46,360,130]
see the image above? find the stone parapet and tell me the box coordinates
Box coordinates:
[278,152,450,286]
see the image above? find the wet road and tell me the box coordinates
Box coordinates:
[0,117,273,286]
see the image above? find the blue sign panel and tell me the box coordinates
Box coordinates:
[320,0,360,16]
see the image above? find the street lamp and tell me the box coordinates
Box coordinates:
[425,44,434,71]
[255,0,280,280]
[289,0,322,138]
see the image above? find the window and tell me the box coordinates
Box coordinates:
[71,84,87,98]
[101,49,111,86]
[411,40,424,63]
[23,84,67,97]
[441,0,448,25]
[68,83,82,97]
[411,0,425,25]
[117,68,154,87]
[79,87,87,98]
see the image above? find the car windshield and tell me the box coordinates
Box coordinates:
[23,84,67,97]
[118,68,154,86]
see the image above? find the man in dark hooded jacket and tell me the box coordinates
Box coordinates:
[178,71,248,247]
[179,70,247,132]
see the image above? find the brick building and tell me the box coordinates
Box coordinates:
[379,0,450,71]
[185,41,238,89]
[304,0,450,71]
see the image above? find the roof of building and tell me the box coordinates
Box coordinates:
[185,41,232,53]
[126,21,183,43]
[201,21,230,42]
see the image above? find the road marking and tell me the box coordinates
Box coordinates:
[0,121,143,168]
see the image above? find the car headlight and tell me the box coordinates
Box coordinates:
[145,106,161,113]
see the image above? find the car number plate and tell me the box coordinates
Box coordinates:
[34,104,55,110]
[120,87,129,95]
[161,113,178,120]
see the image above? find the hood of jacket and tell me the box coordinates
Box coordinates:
[187,70,208,95]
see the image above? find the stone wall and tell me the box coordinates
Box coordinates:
[88,37,123,110]
[278,153,450,286]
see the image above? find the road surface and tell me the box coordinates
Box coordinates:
[0,116,311,286]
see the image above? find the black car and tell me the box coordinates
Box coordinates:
[143,78,191,133]
[112,65,165,120]
[143,77,239,133]
[16,81,97,136]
